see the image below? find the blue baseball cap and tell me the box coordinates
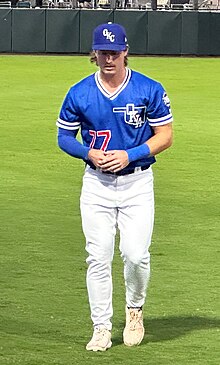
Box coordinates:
[92,23,128,51]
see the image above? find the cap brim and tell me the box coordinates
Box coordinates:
[92,44,127,51]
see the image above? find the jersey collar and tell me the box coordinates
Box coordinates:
[95,68,131,100]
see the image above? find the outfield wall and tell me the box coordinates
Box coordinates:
[0,9,220,55]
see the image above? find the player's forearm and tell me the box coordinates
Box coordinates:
[126,123,172,162]
[57,128,90,160]
[146,124,173,156]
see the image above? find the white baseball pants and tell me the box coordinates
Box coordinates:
[80,166,154,331]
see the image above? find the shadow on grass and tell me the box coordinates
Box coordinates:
[113,315,220,346]
[1,315,219,347]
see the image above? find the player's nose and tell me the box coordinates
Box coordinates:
[105,53,113,61]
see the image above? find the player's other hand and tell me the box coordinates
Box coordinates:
[100,150,129,172]
[88,149,108,168]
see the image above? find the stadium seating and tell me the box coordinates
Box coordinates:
[199,0,219,9]
[17,0,31,6]
[0,0,219,10]
[0,1,11,6]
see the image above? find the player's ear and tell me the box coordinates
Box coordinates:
[123,48,128,57]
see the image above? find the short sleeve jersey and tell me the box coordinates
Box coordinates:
[57,68,173,168]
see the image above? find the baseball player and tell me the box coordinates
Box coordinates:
[56,23,173,351]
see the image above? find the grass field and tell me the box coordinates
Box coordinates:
[0,55,220,365]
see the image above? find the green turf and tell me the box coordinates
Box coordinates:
[0,55,219,365]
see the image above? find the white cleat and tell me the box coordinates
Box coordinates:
[86,325,112,352]
[123,307,145,346]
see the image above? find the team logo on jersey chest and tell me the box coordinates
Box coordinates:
[113,104,146,128]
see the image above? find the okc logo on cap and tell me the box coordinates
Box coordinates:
[102,29,115,43]
[92,23,128,51]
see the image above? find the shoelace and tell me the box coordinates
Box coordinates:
[94,328,109,341]
[128,310,143,330]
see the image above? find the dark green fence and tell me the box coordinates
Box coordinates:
[0,9,220,55]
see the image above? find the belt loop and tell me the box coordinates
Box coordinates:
[134,167,142,173]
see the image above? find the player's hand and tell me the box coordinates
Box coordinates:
[87,149,108,168]
[99,150,129,172]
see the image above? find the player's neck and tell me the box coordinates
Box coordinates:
[99,68,127,93]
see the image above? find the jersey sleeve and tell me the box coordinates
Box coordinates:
[147,83,173,127]
[56,88,81,132]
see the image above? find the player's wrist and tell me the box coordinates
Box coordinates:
[126,143,150,163]
[83,146,90,160]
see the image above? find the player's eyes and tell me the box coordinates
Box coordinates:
[101,51,120,56]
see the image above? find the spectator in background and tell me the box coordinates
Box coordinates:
[35,0,42,7]
[11,0,19,7]
[78,0,92,7]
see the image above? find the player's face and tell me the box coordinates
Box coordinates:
[95,50,128,76]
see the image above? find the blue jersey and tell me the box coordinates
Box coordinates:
[57,68,173,168]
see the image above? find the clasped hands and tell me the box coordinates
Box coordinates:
[88,149,129,173]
